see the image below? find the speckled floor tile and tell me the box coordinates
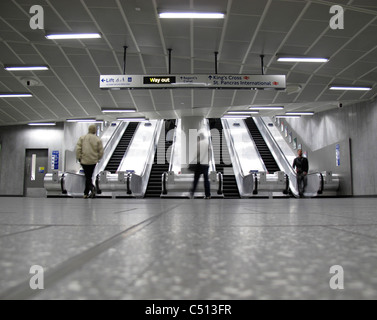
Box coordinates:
[0,197,377,300]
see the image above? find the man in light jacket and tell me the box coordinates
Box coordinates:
[76,125,104,198]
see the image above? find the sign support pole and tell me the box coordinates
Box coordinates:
[214,52,218,74]
[168,48,172,74]
[260,55,265,75]
[123,46,128,75]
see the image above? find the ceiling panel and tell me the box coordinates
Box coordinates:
[230,0,268,16]
[49,0,92,22]
[259,0,306,33]
[232,90,256,106]
[249,31,288,55]
[297,84,328,102]
[224,15,260,43]
[0,0,376,125]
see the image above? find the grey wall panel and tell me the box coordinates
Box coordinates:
[0,124,64,196]
[0,122,112,196]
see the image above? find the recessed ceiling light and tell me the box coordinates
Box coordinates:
[329,86,372,91]
[46,33,102,40]
[66,119,103,123]
[4,65,49,71]
[0,93,33,98]
[227,111,259,115]
[159,12,225,19]
[222,115,250,119]
[117,117,146,122]
[285,112,314,116]
[101,108,136,113]
[275,115,301,119]
[277,56,329,63]
[28,122,56,126]
[249,106,284,110]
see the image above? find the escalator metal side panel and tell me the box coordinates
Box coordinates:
[134,120,165,197]
[93,121,129,178]
[221,119,265,197]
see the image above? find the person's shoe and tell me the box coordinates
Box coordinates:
[89,187,96,198]
[204,196,211,199]
[83,195,89,199]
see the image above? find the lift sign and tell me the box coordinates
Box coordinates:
[144,76,176,84]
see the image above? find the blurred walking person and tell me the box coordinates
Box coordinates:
[190,133,211,199]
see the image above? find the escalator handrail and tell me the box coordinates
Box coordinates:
[318,172,324,194]
[140,120,165,177]
[127,174,132,195]
[205,119,218,173]
[221,119,249,179]
[94,121,129,176]
[284,174,290,194]
[168,120,178,172]
[217,172,223,195]
[95,174,102,195]
[243,119,269,174]
[162,172,168,195]
[116,122,141,173]
[61,173,67,194]
[253,173,258,195]
[254,117,296,176]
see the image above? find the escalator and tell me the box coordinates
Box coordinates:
[209,119,240,198]
[244,118,280,174]
[144,120,175,198]
[104,122,139,173]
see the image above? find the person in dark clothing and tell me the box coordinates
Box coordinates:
[292,149,309,198]
[190,133,211,199]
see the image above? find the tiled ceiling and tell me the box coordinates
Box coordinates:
[0,0,376,125]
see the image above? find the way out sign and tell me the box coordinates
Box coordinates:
[100,74,286,90]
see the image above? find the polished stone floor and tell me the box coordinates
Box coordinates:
[0,197,377,300]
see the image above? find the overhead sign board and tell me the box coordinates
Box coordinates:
[100,74,286,90]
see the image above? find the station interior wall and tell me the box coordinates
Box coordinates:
[286,98,377,196]
[0,98,376,196]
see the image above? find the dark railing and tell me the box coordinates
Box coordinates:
[283,174,290,194]
[95,174,102,194]
[162,172,168,195]
[127,174,132,195]
[253,174,258,195]
[61,174,67,194]
[217,172,223,195]
[318,173,324,195]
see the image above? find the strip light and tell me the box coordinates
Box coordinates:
[277,56,329,63]
[5,66,49,71]
[227,111,259,115]
[275,115,301,119]
[159,12,225,19]
[222,115,250,119]
[285,112,314,116]
[329,86,372,91]
[0,93,33,98]
[66,119,103,123]
[117,118,146,122]
[28,122,56,126]
[46,33,102,40]
[249,106,284,110]
[101,109,136,113]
